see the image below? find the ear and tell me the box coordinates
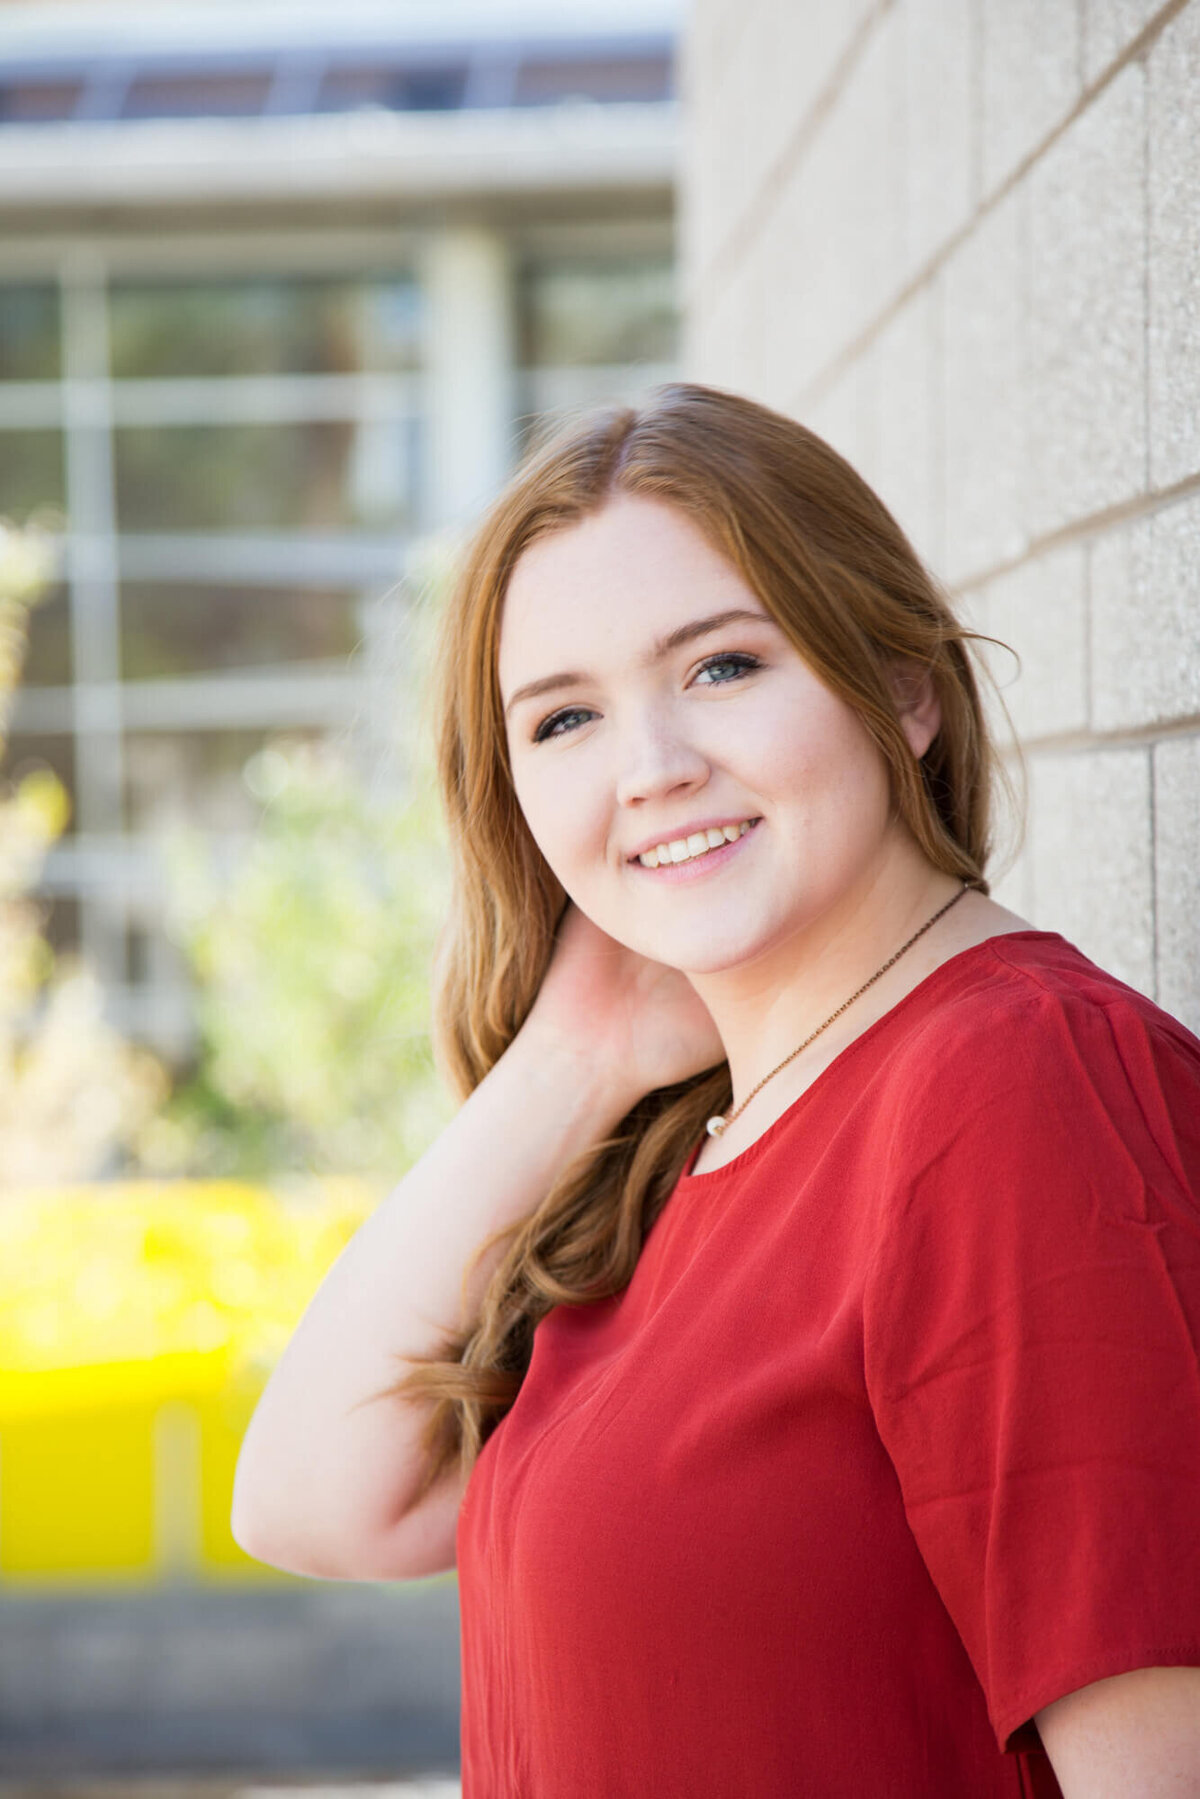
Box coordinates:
[888,660,941,759]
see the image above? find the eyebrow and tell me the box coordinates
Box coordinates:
[502,607,773,717]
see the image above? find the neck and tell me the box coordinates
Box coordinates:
[687,836,963,1113]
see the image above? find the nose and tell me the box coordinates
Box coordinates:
[613,709,710,809]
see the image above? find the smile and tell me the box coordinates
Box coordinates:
[636,819,758,868]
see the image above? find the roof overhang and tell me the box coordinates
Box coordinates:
[0,0,683,60]
[0,101,678,218]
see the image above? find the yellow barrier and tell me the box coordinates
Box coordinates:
[0,1179,375,1585]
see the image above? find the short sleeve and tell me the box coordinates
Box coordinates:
[863,976,1200,1754]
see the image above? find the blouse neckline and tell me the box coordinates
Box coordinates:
[678,930,1068,1187]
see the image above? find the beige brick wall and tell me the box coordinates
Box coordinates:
[682,0,1200,1027]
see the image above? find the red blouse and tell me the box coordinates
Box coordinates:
[456,933,1200,1797]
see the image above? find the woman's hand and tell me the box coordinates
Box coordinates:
[520,903,726,1111]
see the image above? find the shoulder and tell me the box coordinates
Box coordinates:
[887,930,1200,1127]
[907,929,1198,1051]
[869,931,1200,1234]
[863,935,1200,1412]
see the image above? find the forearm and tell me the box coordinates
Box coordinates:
[231,1025,633,1573]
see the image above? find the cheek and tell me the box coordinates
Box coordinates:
[733,694,835,791]
[818,725,896,832]
[751,694,892,824]
[510,758,605,883]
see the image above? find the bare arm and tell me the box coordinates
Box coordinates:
[1036,1666,1200,1797]
[231,1026,635,1580]
[231,906,723,1583]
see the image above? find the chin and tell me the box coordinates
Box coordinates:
[642,924,769,978]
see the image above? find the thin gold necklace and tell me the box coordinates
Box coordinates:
[705,883,972,1140]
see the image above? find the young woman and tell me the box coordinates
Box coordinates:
[232,385,1200,1797]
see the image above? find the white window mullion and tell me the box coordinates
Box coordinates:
[107,370,418,428]
[61,246,126,990]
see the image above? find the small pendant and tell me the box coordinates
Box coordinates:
[706,1115,727,1138]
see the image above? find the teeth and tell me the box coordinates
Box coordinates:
[637,819,755,868]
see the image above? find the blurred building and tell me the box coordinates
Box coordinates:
[0,0,680,1055]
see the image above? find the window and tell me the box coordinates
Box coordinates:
[114,421,415,534]
[0,80,83,125]
[109,275,421,380]
[519,258,677,367]
[0,285,61,381]
[513,55,672,107]
[317,64,468,113]
[6,223,675,1050]
[0,431,66,520]
[20,584,71,687]
[123,727,320,834]
[122,71,273,120]
[120,584,362,679]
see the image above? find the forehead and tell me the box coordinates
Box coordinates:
[497,494,763,682]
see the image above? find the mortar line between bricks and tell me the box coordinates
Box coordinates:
[946,469,1200,596]
[685,0,893,311]
[781,0,1190,420]
[1082,535,1095,738]
[1143,17,1154,496]
[1009,714,1200,756]
[967,0,984,210]
[1147,744,1160,1002]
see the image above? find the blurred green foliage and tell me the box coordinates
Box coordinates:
[0,520,165,1191]
[152,582,454,1187]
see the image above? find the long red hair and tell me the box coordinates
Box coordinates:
[380,382,1002,1493]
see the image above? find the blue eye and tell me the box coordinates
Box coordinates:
[693,652,762,684]
[530,653,761,743]
[532,705,595,743]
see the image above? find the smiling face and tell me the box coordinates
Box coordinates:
[498,493,938,980]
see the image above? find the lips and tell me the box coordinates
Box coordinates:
[633,818,759,868]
